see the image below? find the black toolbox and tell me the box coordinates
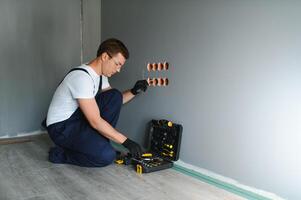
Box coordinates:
[131,119,183,173]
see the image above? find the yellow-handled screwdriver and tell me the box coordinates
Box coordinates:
[141,153,152,157]
[164,144,173,149]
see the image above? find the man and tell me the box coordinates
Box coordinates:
[45,38,148,167]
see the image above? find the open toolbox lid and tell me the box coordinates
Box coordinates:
[146,119,183,162]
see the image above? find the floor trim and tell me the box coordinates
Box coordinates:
[0,130,46,144]
[111,142,274,199]
[0,130,45,139]
[172,164,271,200]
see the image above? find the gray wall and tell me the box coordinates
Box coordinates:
[102,1,301,199]
[82,0,101,63]
[0,0,101,137]
[0,0,81,136]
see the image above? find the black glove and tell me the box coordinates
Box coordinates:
[122,138,142,158]
[130,80,148,95]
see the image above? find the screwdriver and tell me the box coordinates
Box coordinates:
[164,144,173,149]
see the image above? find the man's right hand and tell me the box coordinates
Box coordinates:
[130,80,148,95]
[122,138,142,158]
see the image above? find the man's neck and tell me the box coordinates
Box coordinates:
[87,58,102,76]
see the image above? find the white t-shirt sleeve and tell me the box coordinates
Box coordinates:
[102,75,111,89]
[67,72,94,99]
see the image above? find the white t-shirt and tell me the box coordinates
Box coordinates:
[46,64,110,126]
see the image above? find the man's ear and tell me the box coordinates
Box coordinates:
[101,52,110,61]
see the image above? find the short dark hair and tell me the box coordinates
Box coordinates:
[96,38,129,59]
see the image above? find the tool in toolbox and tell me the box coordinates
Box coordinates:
[115,119,182,174]
[115,152,153,165]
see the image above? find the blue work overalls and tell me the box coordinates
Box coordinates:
[46,69,122,167]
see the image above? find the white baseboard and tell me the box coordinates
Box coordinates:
[0,129,47,140]
[174,160,285,200]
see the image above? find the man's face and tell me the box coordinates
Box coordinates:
[103,52,126,77]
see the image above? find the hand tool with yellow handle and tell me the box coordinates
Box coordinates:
[164,144,173,149]
[136,164,143,174]
[115,152,132,165]
[141,153,152,157]
[162,148,174,154]
[162,152,173,157]
[115,159,124,164]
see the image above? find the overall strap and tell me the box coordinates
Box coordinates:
[59,68,102,95]
[59,68,90,85]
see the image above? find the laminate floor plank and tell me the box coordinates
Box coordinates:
[0,135,245,200]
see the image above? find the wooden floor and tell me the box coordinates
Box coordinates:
[0,135,245,200]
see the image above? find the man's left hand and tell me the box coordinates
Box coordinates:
[131,80,148,95]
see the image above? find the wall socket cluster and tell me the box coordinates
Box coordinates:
[146,62,170,87]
